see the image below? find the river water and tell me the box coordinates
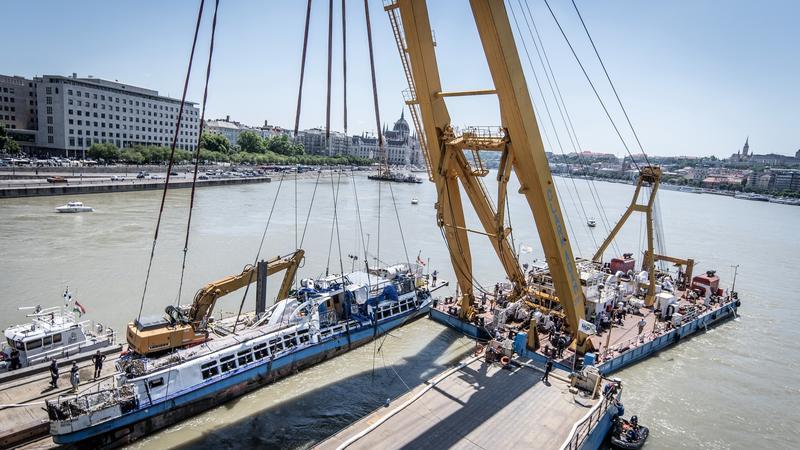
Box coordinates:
[1,172,798,449]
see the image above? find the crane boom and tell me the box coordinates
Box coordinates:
[390,0,585,341]
[126,250,304,355]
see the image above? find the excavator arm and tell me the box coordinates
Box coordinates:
[189,250,305,327]
[127,250,304,355]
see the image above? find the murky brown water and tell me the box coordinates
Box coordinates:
[1,173,797,449]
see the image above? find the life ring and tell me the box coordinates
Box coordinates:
[500,355,510,366]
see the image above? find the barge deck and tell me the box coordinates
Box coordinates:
[0,353,119,448]
[316,356,617,450]
[431,287,740,376]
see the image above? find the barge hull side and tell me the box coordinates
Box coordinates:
[54,307,429,447]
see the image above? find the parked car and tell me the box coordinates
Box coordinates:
[150,174,164,179]
[169,170,179,176]
[136,171,149,179]
[198,174,209,180]
[110,175,125,181]
[46,176,68,184]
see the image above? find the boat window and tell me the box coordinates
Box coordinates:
[148,377,165,389]
[219,355,236,373]
[237,350,254,366]
[52,333,62,343]
[201,361,219,379]
[253,343,268,360]
[43,335,52,346]
[25,339,42,350]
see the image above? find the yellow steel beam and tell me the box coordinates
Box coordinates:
[398,0,475,316]
[469,0,585,337]
[435,89,497,98]
[592,167,663,306]
[398,0,528,318]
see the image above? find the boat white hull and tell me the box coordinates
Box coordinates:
[51,301,431,447]
[55,207,94,213]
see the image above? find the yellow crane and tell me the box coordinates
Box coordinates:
[126,250,304,355]
[386,0,586,347]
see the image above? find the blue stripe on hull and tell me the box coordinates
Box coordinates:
[54,305,430,445]
[429,308,490,340]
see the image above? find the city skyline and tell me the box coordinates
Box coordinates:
[3,1,799,158]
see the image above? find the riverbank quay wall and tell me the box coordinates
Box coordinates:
[0,176,271,198]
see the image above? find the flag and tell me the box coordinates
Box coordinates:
[73,301,86,317]
[63,288,72,306]
[416,255,426,266]
[578,319,596,336]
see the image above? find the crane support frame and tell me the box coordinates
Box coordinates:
[394,0,585,340]
[593,166,662,305]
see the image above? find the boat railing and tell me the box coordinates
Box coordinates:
[561,393,615,450]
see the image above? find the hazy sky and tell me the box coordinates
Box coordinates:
[4,0,798,157]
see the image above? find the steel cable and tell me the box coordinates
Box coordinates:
[137,0,206,321]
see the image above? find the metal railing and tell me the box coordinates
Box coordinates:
[562,394,614,450]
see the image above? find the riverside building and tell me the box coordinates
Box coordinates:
[33,73,200,157]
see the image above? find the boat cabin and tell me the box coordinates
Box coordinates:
[3,317,87,367]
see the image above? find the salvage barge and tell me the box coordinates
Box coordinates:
[45,262,432,446]
[429,166,742,376]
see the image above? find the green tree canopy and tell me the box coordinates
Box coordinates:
[87,143,121,161]
[0,125,21,154]
[237,131,265,153]
[267,134,303,156]
[200,131,231,154]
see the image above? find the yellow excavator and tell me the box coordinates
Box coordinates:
[126,250,304,356]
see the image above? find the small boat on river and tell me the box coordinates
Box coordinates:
[610,415,649,449]
[55,201,94,213]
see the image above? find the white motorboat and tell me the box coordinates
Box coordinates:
[411,197,419,205]
[1,292,116,374]
[587,218,597,227]
[55,201,94,213]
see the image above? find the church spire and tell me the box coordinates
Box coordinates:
[401,108,405,120]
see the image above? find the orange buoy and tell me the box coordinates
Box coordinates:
[500,355,510,366]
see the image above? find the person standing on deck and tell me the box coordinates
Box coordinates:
[49,359,59,388]
[431,270,438,287]
[92,350,106,379]
[638,318,646,335]
[70,362,80,393]
[542,357,553,383]
[9,349,20,370]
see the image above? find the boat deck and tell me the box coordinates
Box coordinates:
[435,290,738,371]
[316,357,596,450]
[0,355,119,448]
